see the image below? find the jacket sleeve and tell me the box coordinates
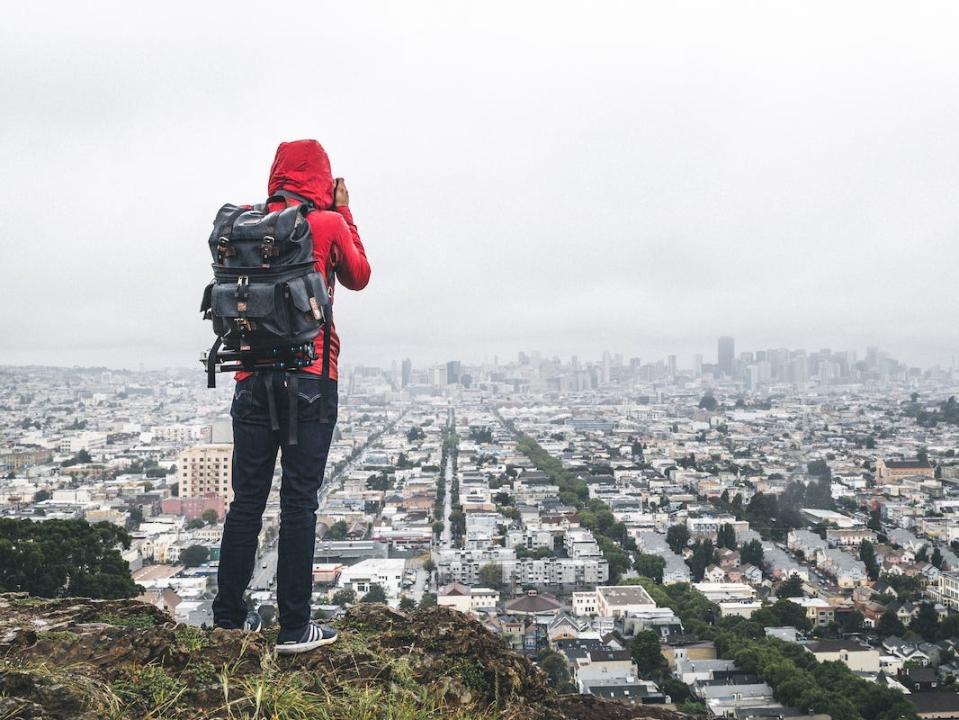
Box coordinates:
[331,206,371,290]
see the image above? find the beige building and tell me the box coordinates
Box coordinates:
[595,585,657,618]
[935,570,959,612]
[875,459,935,485]
[437,583,500,613]
[806,639,880,672]
[177,444,234,508]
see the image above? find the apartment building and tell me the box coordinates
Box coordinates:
[177,444,234,508]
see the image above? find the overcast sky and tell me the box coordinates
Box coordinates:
[2,1,957,372]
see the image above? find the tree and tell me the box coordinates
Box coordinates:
[718,523,738,550]
[125,505,144,531]
[326,520,348,540]
[398,596,417,612]
[634,553,666,584]
[406,425,425,442]
[741,539,764,567]
[910,602,939,641]
[0,518,141,599]
[939,613,959,641]
[630,630,667,677]
[867,508,882,532]
[752,598,811,633]
[860,540,879,581]
[33,489,51,503]
[838,609,864,634]
[201,508,219,525]
[778,575,804,598]
[537,648,572,689]
[186,518,205,530]
[931,547,944,569]
[917,447,929,463]
[431,521,444,538]
[699,394,718,411]
[180,544,209,567]
[478,562,502,590]
[419,592,437,609]
[878,609,905,638]
[331,588,356,606]
[361,583,387,603]
[666,524,690,554]
[687,539,718,582]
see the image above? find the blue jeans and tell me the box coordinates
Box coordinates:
[212,372,337,633]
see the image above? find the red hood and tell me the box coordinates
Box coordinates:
[267,139,334,210]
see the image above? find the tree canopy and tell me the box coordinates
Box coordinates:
[0,518,140,598]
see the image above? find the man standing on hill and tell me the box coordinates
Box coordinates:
[212,140,371,654]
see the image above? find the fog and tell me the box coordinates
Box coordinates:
[1,1,957,371]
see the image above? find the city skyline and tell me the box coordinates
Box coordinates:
[3,2,959,374]
[1,339,954,377]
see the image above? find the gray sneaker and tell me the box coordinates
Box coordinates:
[275,622,337,654]
[243,611,262,632]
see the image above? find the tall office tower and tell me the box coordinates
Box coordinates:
[668,355,677,378]
[446,360,462,384]
[430,365,448,386]
[693,354,703,377]
[177,444,234,508]
[401,358,412,387]
[718,336,735,376]
[602,351,611,384]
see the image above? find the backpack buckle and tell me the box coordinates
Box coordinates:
[217,237,235,261]
[236,275,249,300]
[260,236,279,266]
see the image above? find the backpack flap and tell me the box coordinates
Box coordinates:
[211,281,276,338]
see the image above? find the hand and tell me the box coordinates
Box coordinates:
[334,177,349,207]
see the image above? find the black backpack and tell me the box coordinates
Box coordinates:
[200,191,332,389]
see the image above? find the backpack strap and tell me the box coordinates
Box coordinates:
[267,191,333,381]
[206,337,222,389]
[271,188,315,209]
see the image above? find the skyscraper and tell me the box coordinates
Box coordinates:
[718,336,735,376]
[446,360,462,384]
[401,358,412,387]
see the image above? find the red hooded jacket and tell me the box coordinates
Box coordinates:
[235,140,370,382]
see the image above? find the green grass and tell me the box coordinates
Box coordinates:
[182,659,219,687]
[174,625,209,652]
[92,611,157,630]
[8,596,48,607]
[111,663,185,717]
[36,630,80,643]
[0,659,120,717]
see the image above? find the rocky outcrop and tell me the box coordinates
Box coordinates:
[0,593,688,720]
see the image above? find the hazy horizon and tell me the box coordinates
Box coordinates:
[2,1,957,372]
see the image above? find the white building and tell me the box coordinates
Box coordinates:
[337,558,407,602]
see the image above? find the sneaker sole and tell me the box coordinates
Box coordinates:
[275,634,338,654]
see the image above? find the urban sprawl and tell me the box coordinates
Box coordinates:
[3,340,959,719]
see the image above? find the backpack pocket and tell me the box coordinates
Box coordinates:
[285,273,329,341]
[211,282,286,345]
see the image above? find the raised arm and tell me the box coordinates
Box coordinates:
[330,178,371,291]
